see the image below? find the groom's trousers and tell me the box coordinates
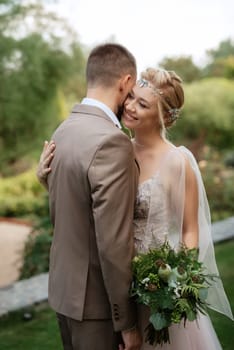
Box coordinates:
[56,313,121,350]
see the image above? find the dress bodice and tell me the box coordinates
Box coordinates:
[133,174,169,253]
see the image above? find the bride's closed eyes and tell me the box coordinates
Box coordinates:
[126,91,150,109]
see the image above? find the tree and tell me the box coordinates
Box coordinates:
[206,38,234,61]
[169,78,234,158]
[159,56,202,82]
[203,38,234,79]
[0,0,86,174]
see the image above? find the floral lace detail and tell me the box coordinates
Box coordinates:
[133,175,169,253]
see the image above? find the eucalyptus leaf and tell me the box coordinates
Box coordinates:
[186,309,196,321]
[150,313,168,330]
[199,288,208,301]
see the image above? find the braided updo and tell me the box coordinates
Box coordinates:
[140,68,184,133]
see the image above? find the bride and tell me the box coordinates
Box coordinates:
[37,68,233,349]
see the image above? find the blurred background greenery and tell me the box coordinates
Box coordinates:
[0,0,233,348]
[0,0,233,278]
[0,0,233,285]
[1,1,233,220]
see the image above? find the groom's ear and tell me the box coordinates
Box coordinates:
[119,74,134,92]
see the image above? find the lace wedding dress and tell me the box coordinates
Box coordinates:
[133,146,232,350]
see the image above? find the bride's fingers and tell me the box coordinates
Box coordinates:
[44,141,55,157]
[46,142,55,160]
[40,153,54,174]
[40,141,49,161]
[118,345,124,350]
[43,140,49,152]
[48,140,56,150]
[44,152,54,167]
[43,166,52,174]
[43,140,55,150]
[40,141,55,162]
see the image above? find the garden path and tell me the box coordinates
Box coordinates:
[0,219,31,288]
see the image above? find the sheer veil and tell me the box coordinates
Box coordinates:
[144,145,233,320]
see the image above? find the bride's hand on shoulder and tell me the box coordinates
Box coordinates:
[36,140,55,189]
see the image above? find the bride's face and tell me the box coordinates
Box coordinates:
[122,85,159,131]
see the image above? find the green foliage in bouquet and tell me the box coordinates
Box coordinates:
[130,241,218,346]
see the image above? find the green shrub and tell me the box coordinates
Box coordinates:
[0,168,46,218]
[170,78,234,150]
[199,148,234,221]
[224,151,234,167]
[20,194,53,279]
[19,230,52,279]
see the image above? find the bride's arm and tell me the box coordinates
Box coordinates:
[36,140,55,190]
[182,159,199,249]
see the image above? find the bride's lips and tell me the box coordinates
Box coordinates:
[123,111,138,122]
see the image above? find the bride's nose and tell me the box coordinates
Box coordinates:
[125,99,136,112]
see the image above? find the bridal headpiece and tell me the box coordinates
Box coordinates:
[137,78,163,96]
[168,108,180,122]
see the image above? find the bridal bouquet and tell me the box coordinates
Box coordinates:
[130,241,217,346]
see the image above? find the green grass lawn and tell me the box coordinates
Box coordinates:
[208,239,234,350]
[0,304,62,350]
[0,240,233,350]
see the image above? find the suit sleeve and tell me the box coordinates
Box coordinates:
[88,132,138,332]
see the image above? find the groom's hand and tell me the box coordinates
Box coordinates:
[120,327,142,350]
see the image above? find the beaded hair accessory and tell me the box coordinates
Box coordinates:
[137,78,180,122]
[137,78,163,95]
[168,108,180,122]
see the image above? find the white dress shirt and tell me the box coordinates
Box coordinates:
[81,97,122,129]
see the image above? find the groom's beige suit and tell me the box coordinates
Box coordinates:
[47,103,139,348]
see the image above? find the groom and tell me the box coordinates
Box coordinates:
[43,43,142,350]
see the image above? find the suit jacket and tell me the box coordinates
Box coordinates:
[47,103,139,332]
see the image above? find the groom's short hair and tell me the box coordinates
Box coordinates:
[86,43,136,88]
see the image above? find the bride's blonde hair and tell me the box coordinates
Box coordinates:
[140,68,184,137]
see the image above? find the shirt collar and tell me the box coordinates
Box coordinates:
[81,98,122,129]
